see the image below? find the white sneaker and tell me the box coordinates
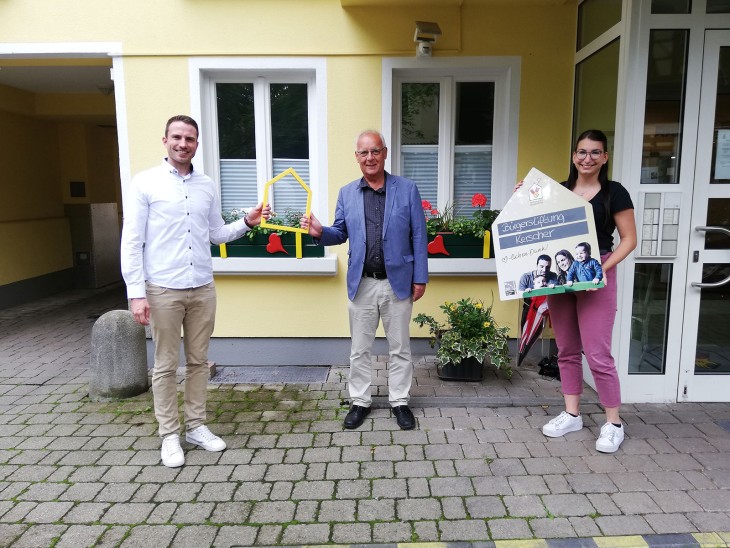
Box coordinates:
[186,425,227,452]
[596,422,624,453]
[542,411,583,438]
[161,434,185,468]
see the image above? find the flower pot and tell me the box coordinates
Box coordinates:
[427,231,494,258]
[437,356,485,381]
[211,233,325,258]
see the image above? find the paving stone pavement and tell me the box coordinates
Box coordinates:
[0,285,729,547]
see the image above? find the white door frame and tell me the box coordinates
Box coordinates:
[677,29,730,401]
[615,0,730,402]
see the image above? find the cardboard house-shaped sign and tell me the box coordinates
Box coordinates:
[493,167,605,301]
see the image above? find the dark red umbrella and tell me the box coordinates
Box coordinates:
[518,295,549,366]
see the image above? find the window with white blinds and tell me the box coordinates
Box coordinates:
[272,159,309,213]
[401,146,438,207]
[220,159,257,212]
[396,78,496,214]
[455,146,492,216]
[215,78,312,218]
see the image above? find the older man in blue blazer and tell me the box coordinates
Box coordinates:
[301,130,428,430]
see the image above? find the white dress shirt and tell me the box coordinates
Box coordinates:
[121,159,250,299]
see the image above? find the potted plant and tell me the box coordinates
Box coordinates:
[414,297,512,381]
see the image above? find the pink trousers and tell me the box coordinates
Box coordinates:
[546,257,621,408]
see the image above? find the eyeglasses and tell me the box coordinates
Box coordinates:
[355,147,385,158]
[574,149,605,160]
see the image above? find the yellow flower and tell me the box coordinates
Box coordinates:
[475,303,483,309]
[483,321,491,328]
[450,305,457,311]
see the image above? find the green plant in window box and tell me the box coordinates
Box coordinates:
[423,201,458,236]
[215,208,324,258]
[423,193,500,239]
[423,193,499,258]
[414,297,512,380]
[223,208,302,240]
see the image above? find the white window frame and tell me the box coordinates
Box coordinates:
[382,57,520,275]
[189,57,336,275]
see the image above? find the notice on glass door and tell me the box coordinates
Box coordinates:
[715,129,730,180]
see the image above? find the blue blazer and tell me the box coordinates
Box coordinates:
[318,172,429,301]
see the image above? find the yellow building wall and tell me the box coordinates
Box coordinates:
[0,220,73,285]
[0,79,119,287]
[0,0,577,338]
[0,103,72,285]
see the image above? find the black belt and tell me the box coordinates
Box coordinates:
[600,249,611,254]
[363,271,387,279]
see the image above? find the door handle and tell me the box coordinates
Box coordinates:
[691,226,730,288]
[695,225,730,238]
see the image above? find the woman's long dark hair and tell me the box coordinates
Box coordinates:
[567,129,612,230]
[555,249,574,285]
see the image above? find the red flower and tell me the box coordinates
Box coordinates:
[430,209,439,216]
[422,199,432,210]
[471,193,487,208]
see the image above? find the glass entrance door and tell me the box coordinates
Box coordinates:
[680,30,730,401]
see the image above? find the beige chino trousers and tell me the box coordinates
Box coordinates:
[146,281,216,438]
[348,277,414,407]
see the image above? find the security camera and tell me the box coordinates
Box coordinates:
[416,41,433,57]
[414,21,441,58]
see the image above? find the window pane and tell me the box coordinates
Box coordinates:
[270,83,309,159]
[454,82,494,215]
[573,39,620,164]
[707,0,730,13]
[641,30,688,185]
[216,83,255,159]
[455,82,494,145]
[401,83,439,145]
[217,83,257,215]
[401,83,439,207]
[694,264,730,374]
[577,0,622,50]
[270,83,310,212]
[629,263,672,374]
[220,160,258,213]
[711,48,730,184]
[454,147,492,216]
[272,159,309,214]
[651,0,691,14]
[402,146,438,208]
[706,198,730,249]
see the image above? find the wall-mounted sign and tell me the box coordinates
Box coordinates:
[714,129,730,180]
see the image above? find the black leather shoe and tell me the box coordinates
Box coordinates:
[343,405,371,429]
[392,405,416,430]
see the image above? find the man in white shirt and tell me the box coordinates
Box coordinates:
[121,115,269,468]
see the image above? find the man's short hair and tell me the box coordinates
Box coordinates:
[355,129,387,149]
[165,115,199,137]
[537,254,551,265]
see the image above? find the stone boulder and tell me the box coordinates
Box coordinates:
[89,310,148,401]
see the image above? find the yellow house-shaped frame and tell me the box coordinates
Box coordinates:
[220,167,313,259]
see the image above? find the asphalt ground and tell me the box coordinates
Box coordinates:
[0,285,728,547]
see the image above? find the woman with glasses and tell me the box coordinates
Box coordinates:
[540,129,637,453]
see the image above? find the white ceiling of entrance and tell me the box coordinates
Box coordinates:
[0,65,112,94]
